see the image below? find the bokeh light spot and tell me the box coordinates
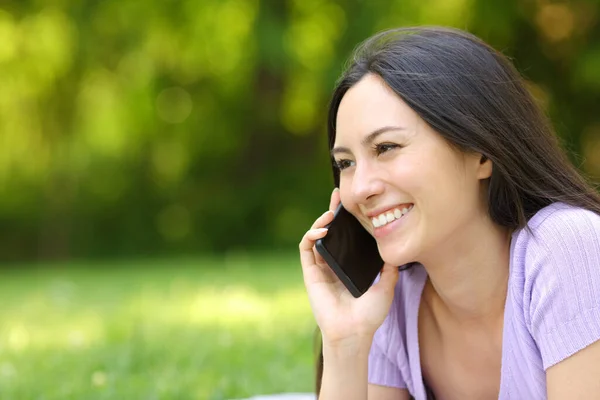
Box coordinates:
[156,87,193,124]
[91,370,107,387]
[536,4,575,42]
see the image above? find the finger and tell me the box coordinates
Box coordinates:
[313,243,325,264]
[299,228,328,272]
[310,209,334,230]
[329,188,341,213]
[369,262,399,297]
[299,228,328,253]
[312,246,339,283]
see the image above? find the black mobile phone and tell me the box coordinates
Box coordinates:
[315,203,384,298]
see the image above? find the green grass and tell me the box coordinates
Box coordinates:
[0,253,318,399]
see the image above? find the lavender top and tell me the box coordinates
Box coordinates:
[368,202,600,399]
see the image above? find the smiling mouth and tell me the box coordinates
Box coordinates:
[371,204,414,228]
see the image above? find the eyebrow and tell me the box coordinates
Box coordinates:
[331,126,406,157]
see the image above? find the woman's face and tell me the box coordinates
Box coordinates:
[333,74,491,266]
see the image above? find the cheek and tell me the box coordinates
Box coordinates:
[417,165,478,234]
[421,169,463,207]
[338,176,351,204]
[390,155,428,193]
[340,185,360,217]
[338,181,358,213]
[402,156,465,219]
[338,180,374,231]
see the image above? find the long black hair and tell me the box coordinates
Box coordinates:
[316,25,600,396]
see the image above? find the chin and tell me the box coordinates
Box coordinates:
[379,248,414,268]
[380,251,412,266]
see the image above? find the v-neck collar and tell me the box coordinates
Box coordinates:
[406,264,429,399]
[406,245,515,400]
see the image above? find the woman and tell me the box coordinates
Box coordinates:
[299,26,600,399]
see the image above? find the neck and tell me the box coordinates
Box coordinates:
[419,214,512,326]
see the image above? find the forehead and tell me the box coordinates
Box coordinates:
[335,74,418,143]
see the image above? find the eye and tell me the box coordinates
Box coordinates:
[333,158,355,171]
[374,142,400,156]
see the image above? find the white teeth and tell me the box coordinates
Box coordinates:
[371,204,413,228]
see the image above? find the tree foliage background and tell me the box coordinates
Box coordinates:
[1,0,599,262]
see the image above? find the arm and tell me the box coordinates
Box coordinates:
[368,384,411,400]
[318,338,370,400]
[319,338,410,400]
[303,190,405,400]
[546,339,600,399]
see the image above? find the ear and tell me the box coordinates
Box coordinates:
[477,155,492,180]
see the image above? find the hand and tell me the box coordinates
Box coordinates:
[299,188,400,347]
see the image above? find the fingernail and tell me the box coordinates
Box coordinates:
[316,228,328,233]
[333,187,339,192]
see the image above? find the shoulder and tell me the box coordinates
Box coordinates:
[512,202,600,297]
[513,202,600,269]
[525,202,600,242]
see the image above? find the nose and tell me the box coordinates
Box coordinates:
[350,160,385,203]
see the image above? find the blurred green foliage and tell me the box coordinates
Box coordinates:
[0,0,599,262]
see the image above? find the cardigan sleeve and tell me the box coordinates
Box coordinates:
[525,206,600,370]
